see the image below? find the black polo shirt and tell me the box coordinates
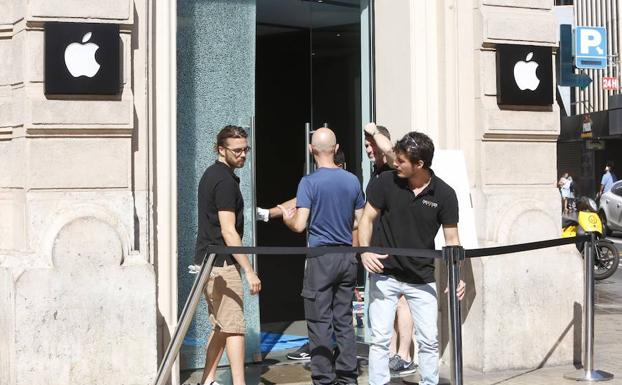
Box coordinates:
[366,162,393,246]
[366,169,458,284]
[194,161,244,266]
[366,162,393,194]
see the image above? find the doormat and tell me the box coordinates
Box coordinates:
[260,332,308,353]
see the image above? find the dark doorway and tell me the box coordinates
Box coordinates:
[255,0,362,323]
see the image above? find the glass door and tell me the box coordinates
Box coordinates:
[309,0,362,177]
[255,0,363,326]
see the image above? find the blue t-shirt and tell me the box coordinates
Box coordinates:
[296,167,365,247]
[601,171,617,193]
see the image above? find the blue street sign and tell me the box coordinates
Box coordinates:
[575,26,607,69]
[559,25,592,90]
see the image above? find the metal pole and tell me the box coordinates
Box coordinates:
[564,234,613,382]
[305,122,312,175]
[585,235,595,374]
[444,245,464,385]
[250,116,257,270]
[368,0,376,122]
[153,253,216,385]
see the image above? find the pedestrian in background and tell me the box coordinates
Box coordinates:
[559,172,574,214]
[599,161,618,198]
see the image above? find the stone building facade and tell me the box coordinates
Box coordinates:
[0,1,582,384]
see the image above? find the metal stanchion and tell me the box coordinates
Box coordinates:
[564,234,614,382]
[444,245,464,385]
[305,122,312,176]
[153,253,216,385]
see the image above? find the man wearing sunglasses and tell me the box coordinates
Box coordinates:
[194,125,261,385]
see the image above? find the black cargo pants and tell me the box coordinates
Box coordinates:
[302,252,358,385]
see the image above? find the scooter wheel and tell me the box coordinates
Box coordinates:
[593,242,620,280]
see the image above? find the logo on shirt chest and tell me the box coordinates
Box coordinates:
[422,199,438,208]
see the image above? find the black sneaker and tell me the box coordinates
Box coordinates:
[333,379,358,385]
[389,354,417,376]
[287,342,311,360]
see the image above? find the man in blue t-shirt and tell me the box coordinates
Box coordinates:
[600,161,617,196]
[280,127,365,385]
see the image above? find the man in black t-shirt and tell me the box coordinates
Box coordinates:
[364,123,417,376]
[358,132,466,385]
[195,125,261,385]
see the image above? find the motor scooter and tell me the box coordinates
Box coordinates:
[562,196,619,280]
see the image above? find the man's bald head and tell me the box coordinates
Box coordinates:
[311,127,337,153]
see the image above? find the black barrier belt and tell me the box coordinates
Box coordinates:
[204,246,442,259]
[204,235,589,260]
[464,235,590,258]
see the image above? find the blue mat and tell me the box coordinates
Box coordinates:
[183,333,308,353]
[260,332,308,353]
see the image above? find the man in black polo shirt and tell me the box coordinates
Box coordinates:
[195,125,261,385]
[364,122,417,376]
[358,131,465,385]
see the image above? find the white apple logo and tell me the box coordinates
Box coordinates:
[64,32,100,78]
[513,52,540,91]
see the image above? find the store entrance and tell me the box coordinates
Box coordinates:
[255,0,363,324]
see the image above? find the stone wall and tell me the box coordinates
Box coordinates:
[0,0,157,384]
[375,0,583,371]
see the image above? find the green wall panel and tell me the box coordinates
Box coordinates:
[177,0,259,370]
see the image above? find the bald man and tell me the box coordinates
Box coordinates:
[280,128,365,385]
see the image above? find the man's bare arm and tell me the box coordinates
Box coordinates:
[353,207,364,231]
[442,224,460,246]
[357,203,378,247]
[358,203,387,273]
[442,223,465,300]
[365,122,395,167]
[218,210,261,294]
[282,207,310,233]
[268,198,296,219]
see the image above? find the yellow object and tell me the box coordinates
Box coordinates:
[577,212,603,234]
[562,225,578,238]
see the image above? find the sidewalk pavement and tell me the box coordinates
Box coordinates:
[182,309,621,385]
[182,266,622,385]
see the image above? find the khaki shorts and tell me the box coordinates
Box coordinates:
[204,264,246,334]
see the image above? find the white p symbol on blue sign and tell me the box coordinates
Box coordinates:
[580,29,604,55]
[575,26,607,69]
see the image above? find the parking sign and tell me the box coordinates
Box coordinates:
[575,26,607,69]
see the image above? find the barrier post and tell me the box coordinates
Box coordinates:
[153,253,216,385]
[443,245,465,385]
[564,234,614,382]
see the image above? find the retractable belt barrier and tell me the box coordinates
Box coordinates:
[154,234,615,385]
[199,235,588,258]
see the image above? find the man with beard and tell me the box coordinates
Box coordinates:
[195,125,261,385]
